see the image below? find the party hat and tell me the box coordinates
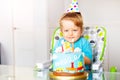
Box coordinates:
[66,0,80,13]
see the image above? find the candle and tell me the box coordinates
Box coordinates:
[72,39,74,52]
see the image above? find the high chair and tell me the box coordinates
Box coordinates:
[50,26,106,80]
[51,26,106,69]
[82,26,106,71]
[82,26,106,80]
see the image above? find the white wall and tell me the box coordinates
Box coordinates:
[33,0,49,64]
[0,0,49,67]
[0,0,14,65]
[48,0,65,28]
[13,0,49,66]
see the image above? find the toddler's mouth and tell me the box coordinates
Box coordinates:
[68,37,74,39]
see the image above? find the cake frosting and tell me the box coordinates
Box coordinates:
[52,52,84,73]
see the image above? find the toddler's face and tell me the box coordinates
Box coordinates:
[61,20,82,43]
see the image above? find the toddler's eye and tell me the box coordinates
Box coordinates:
[73,30,77,31]
[64,30,68,32]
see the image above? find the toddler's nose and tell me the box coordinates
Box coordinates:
[69,31,73,35]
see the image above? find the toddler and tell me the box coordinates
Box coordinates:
[53,12,92,70]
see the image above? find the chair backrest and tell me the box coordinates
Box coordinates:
[82,26,106,62]
[50,26,106,63]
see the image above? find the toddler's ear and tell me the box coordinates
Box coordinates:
[81,28,83,34]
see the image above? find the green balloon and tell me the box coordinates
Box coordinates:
[110,66,117,80]
[110,66,117,72]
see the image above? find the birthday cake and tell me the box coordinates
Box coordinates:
[52,52,84,76]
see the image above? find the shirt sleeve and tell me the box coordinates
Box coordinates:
[82,38,93,62]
